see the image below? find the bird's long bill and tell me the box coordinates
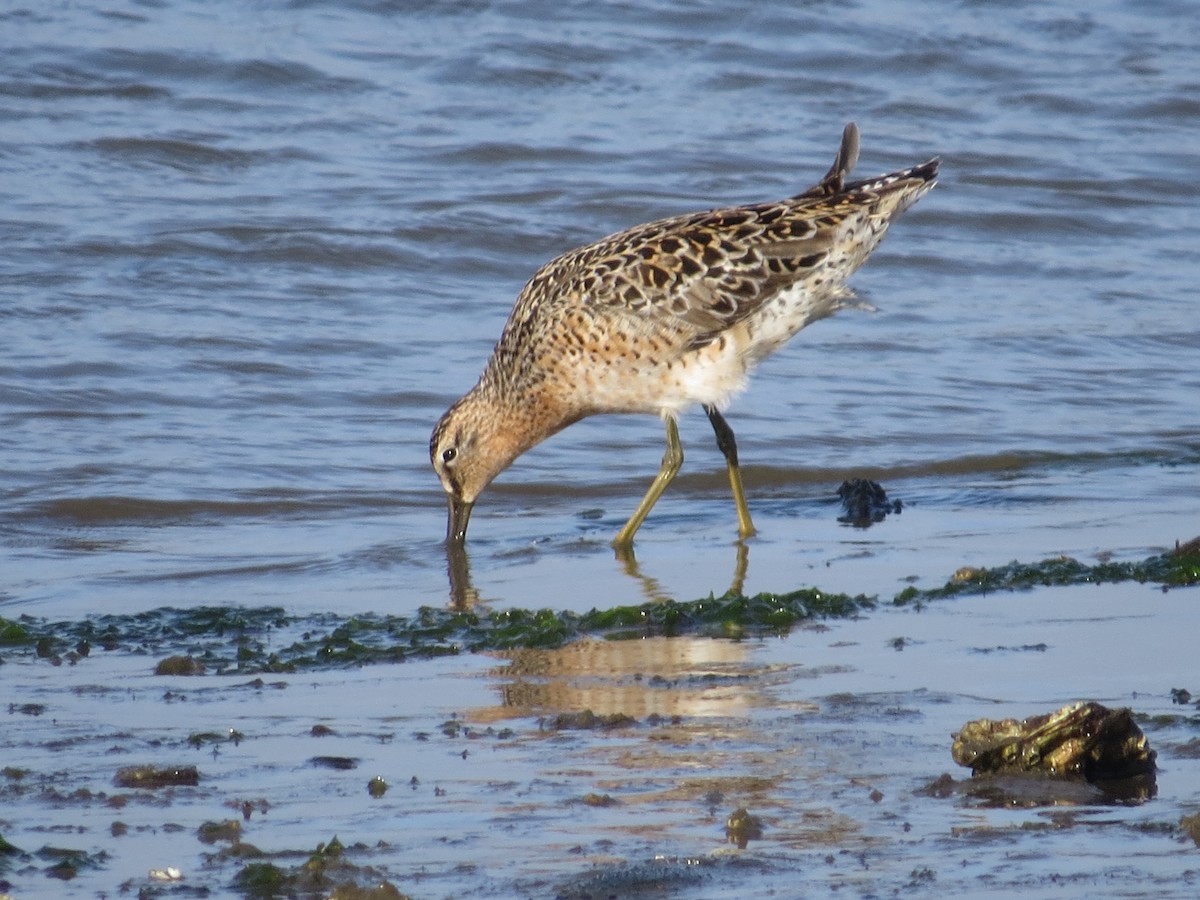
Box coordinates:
[445,494,474,545]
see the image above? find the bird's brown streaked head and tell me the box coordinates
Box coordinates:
[430,391,521,544]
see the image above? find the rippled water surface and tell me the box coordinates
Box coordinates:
[2,0,1199,896]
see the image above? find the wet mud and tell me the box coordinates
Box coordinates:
[2,545,1199,897]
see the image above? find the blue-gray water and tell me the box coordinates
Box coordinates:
[2,1,1199,896]
[3,0,1197,614]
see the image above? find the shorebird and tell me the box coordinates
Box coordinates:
[431,123,938,549]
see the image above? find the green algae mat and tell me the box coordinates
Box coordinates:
[3,544,1194,674]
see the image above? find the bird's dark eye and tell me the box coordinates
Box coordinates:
[442,447,458,465]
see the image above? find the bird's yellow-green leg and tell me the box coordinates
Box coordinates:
[612,417,684,548]
[704,405,757,539]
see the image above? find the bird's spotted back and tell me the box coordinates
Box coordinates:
[487,153,937,391]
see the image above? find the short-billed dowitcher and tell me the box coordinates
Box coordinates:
[432,123,938,548]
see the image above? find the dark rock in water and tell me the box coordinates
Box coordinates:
[155,655,206,676]
[198,819,242,844]
[952,701,1156,782]
[553,858,708,899]
[935,702,1159,805]
[114,764,200,789]
[725,807,764,848]
[837,479,901,525]
[915,773,957,798]
[542,709,637,731]
[309,756,359,770]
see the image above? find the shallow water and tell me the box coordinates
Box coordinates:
[2,0,1199,895]
[4,586,1200,897]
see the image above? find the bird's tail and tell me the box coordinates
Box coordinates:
[795,122,939,203]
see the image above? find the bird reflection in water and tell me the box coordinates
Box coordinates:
[444,538,751,609]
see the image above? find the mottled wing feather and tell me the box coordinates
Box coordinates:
[496,128,938,362]
[512,123,877,350]
[521,197,853,351]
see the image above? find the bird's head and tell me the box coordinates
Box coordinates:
[430,392,522,544]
